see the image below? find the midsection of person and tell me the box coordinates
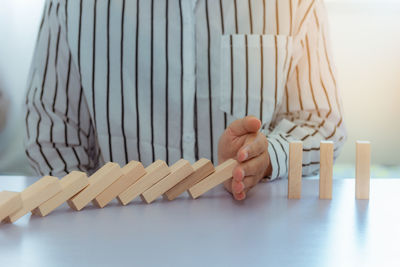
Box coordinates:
[65,0,294,167]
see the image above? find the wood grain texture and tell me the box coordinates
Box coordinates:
[288,141,303,199]
[188,159,237,199]
[319,141,333,199]
[32,171,88,217]
[67,162,122,211]
[117,160,170,205]
[4,176,61,223]
[0,191,22,222]
[164,158,215,201]
[141,159,194,204]
[93,161,146,208]
[356,141,370,199]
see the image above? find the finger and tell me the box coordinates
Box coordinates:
[232,180,245,194]
[227,116,261,136]
[233,153,268,181]
[242,175,259,190]
[233,191,246,201]
[237,133,268,162]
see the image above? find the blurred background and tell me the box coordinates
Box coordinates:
[0,0,399,177]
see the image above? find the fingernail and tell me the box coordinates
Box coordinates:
[236,191,246,201]
[240,149,248,161]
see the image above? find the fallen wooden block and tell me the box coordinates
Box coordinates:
[32,171,88,217]
[356,141,370,199]
[188,159,237,199]
[319,141,333,199]
[164,158,215,201]
[67,162,122,211]
[0,191,22,222]
[288,141,303,199]
[117,160,170,205]
[142,159,194,204]
[4,176,61,223]
[92,161,146,208]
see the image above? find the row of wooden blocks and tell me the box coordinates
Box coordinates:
[0,158,237,223]
[0,140,371,224]
[288,141,370,200]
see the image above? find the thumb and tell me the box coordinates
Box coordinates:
[227,116,261,136]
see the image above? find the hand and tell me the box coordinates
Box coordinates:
[218,116,272,200]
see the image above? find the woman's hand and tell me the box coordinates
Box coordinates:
[218,116,272,200]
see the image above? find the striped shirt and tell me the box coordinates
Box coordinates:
[25,0,346,179]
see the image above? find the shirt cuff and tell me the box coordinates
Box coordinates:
[263,134,291,181]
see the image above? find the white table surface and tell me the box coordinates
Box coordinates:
[1,176,400,267]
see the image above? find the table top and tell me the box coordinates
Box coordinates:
[1,176,400,267]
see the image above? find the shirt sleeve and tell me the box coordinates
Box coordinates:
[263,0,347,180]
[24,0,99,177]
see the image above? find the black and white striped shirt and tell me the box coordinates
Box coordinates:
[25,0,346,179]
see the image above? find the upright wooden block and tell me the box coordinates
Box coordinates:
[164,158,215,201]
[288,141,303,199]
[356,141,370,199]
[142,159,194,204]
[4,176,61,223]
[188,159,237,199]
[117,160,170,205]
[92,161,146,208]
[0,191,22,222]
[319,141,334,199]
[32,171,88,217]
[67,162,122,211]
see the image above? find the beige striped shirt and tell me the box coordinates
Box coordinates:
[25,0,346,179]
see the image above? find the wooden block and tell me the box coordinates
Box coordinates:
[4,176,61,223]
[0,191,22,222]
[32,171,88,217]
[188,159,237,199]
[319,141,334,199]
[164,158,215,201]
[67,162,122,211]
[356,141,370,199]
[142,159,194,204]
[92,161,146,208]
[288,141,303,199]
[117,160,170,205]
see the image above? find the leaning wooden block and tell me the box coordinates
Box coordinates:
[4,176,61,223]
[319,141,334,199]
[188,159,237,199]
[92,161,146,208]
[117,160,170,205]
[32,171,88,217]
[288,141,303,199]
[0,191,22,222]
[164,158,215,201]
[356,141,370,199]
[142,159,194,204]
[67,162,122,211]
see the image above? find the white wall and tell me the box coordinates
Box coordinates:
[326,1,400,165]
[0,0,399,174]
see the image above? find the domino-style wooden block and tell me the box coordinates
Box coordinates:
[142,159,194,204]
[32,171,88,217]
[188,159,237,199]
[288,141,303,199]
[319,141,333,199]
[4,176,61,223]
[164,158,215,201]
[0,191,22,222]
[92,161,146,208]
[356,141,370,199]
[117,160,170,205]
[67,162,122,211]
